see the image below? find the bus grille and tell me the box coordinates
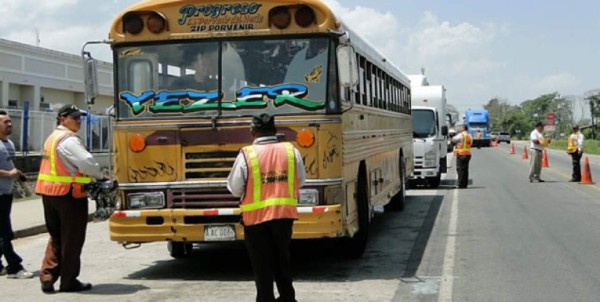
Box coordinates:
[414,156,423,169]
[184,151,238,179]
[171,188,240,209]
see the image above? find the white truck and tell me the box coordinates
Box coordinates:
[408,74,448,188]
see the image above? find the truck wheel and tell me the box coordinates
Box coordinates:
[343,169,370,258]
[168,241,193,258]
[385,156,406,212]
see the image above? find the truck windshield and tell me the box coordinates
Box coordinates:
[412,110,436,138]
[114,37,333,119]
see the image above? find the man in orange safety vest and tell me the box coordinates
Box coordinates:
[35,104,106,293]
[567,125,584,182]
[227,113,305,302]
[451,124,473,188]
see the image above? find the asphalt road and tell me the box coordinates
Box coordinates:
[1,143,599,301]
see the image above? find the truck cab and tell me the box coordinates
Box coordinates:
[408,79,448,188]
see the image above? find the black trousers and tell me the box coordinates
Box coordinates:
[244,219,296,302]
[456,155,471,188]
[571,152,582,181]
[0,194,24,274]
[40,194,88,290]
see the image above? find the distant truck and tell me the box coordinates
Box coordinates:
[464,109,490,148]
[408,74,448,188]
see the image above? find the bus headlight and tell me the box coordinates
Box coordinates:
[424,149,436,168]
[127,192,165,209]
[298,189,319,206]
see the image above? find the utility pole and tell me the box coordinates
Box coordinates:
[591,97,596,139]
[35,28,40,47]
[584,90,599,140]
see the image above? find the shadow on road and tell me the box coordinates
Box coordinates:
[125,192,446,283]
[79,283,150,295]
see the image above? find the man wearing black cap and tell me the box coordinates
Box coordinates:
[227,113,305,302]
[529,121,547,182]
[567,125,584,182]
[35,104,106,293]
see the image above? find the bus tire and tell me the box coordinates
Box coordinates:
[385,156,406,212]
[344,167,370,258]
[168,241,193,258]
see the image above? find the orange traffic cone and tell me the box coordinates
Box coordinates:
[580,156,594,184]
[509,143,515,154]
[542,149,549,167]
[522,146,528,159]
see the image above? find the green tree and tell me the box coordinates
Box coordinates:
[520,92,558,123]
[586,93,600,139]
[498,107,530,138]
[484,97,512,131]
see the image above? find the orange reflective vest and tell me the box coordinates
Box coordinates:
[240,142,299,226]
[35,129,92,198]
[567,133,579,153]
[455,131,473,156]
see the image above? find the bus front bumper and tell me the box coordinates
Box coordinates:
[410,167,439,179]
[108,205,344,244]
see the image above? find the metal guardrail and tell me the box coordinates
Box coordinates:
[2,107,111,154]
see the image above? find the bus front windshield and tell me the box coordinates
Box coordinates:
[115,37,334,119]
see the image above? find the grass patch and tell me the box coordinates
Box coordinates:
[547,139,600,155]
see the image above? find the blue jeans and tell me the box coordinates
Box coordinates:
[0,194,24,274]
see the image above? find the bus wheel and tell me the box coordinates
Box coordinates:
[385,156,406,212]
[168,241,193,258]
[344,169,370,258]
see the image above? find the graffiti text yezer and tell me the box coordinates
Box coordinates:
[119,84,325,115]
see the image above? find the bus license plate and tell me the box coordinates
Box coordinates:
[204,225,236,241]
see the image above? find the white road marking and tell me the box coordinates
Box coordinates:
[438,187,458,302]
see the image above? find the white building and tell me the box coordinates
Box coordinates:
[0,38,113,114]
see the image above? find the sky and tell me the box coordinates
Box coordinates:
[1,0,599,114]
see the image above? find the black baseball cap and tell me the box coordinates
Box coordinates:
[251,113,276,132]
[57,104,87,118]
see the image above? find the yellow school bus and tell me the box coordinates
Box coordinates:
[84,0,413,258]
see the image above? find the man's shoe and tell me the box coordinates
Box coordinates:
[6,269,34,279]
[0,268,6,276]
[537,179,545,182]
[529,178,533,183]
[41,281,55,293]
[60,280,92,292]
[569,179,580,182]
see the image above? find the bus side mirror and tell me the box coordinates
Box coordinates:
[441,125,448,136]
[336,45,358,88]
[83,52,99,105]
